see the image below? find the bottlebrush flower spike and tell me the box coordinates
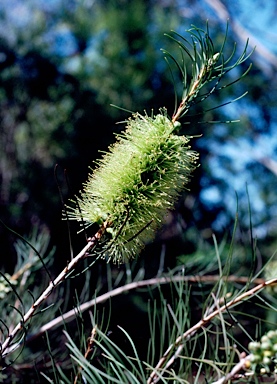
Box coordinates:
[69,111,198,263]
[68,25,252,263]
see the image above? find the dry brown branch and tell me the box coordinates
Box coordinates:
[258,157,277,177]
[73,325,98,384]
[26,274,265,343]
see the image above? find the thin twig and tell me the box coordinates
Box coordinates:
[211,353,252,384]
[147,277,277,384]
[26,274,264,343]
[172,61,208,124]
[73,326,97,384]
[0,224,107,358]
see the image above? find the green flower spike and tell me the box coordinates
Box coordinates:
[69,25,252,263]
[70,111,198,263]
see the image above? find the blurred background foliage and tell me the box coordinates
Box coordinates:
[1,0,277,264]
[1,0,277,381]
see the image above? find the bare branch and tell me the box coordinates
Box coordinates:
[27,274,264,342]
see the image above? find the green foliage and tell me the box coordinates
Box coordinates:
[37,239,277,384]
[165,24,252,122]
[0,227,55,363]
[16,96,74,166]
[1,211,277,383]
[63,0,172,115]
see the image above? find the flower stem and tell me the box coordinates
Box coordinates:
[0,223,107,358]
